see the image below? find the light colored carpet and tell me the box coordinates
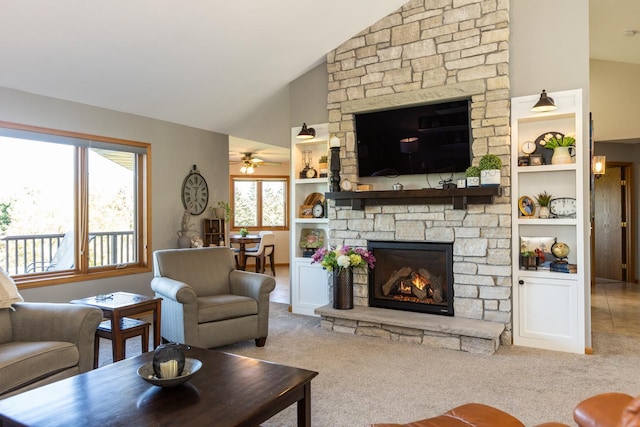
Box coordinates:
[100,303,640,426]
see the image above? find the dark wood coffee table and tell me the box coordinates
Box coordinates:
[0,347,318,426]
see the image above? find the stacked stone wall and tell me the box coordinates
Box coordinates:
[326,0,512,344]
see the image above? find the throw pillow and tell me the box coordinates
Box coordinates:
[0,267,24,309]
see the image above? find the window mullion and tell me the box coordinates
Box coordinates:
[76,147,89,273]
[256,181,263,228]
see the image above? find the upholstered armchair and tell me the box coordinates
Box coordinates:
[150,247,276,349]
[0,302,103,398]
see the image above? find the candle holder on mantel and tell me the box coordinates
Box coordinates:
[329,136,341,192]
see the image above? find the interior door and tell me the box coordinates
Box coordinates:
[594,165,624,281]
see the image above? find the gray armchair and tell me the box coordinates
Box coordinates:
[0,302,103,398]
[150,247,276,348]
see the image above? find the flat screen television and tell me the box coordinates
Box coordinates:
[354,99,472,177]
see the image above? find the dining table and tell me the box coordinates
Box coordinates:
[229,234,261,270]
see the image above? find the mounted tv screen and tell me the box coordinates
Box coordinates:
[355,99,472,178]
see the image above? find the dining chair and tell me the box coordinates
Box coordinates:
[244,232,276,276]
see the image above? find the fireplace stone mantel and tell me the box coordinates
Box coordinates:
[325,187,500,210]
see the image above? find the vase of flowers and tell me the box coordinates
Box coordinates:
[540,133,576,165]
[311,246,376,310]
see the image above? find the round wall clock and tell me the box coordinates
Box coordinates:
[181,165,209,215]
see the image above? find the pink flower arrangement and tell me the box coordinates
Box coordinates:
[311,246,376,272]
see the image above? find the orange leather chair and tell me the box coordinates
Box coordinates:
[369,393,640,427]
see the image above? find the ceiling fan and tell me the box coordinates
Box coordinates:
[230,152,281,174]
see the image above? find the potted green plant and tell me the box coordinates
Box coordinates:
[520,250,538,270]
[536,191,553,219]
[213,201,231,222]
[318,154,329,177]
[239,227,248,237]
[540,133,576,165]
[465,166,481,187]
[478,154,502,187]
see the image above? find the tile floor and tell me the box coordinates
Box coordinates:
[591,278,640,336]
[268,265,290,305]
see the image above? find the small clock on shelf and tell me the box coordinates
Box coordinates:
[521,140,536,156]
[549,197,577,218]
[312,201,324,218]
[340,178,352,192]
[305,167,318,179]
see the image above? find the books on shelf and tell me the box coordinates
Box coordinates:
[550,261,577,273]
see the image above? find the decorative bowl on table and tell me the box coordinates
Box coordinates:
[137,358,202,388]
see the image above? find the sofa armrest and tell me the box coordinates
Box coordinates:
[10,302,103,372]
[622,395,640,426]
[229,270,275,300]
[151,277,197,304]
[573,392,634,427]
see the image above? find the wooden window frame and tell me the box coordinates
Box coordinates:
[0,121,151,289]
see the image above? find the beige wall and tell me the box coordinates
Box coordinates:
[591,60,640,280]
[591,60,640,143]
[0,86,230,302]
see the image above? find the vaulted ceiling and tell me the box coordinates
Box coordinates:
[1,1,637,158]
[0,1,407,135]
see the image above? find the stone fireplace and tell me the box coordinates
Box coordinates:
[368,240,454,316]
[315,0,512,354]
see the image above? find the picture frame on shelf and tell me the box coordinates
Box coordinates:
[299,205,313,218]
[530,154,543,166]
[518,156,530,166]
[520,236,557,269]
[518,196,536,217]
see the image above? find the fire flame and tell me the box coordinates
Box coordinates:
[412,274,428,290]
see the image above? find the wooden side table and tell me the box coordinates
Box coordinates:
[71,291,161,363]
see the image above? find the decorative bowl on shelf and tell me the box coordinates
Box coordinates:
[137,357,202,388]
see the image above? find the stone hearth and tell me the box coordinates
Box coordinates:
[316,305,504,354]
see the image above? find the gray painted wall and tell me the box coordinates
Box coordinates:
[289,62,329,127]
[0,87,230,302]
